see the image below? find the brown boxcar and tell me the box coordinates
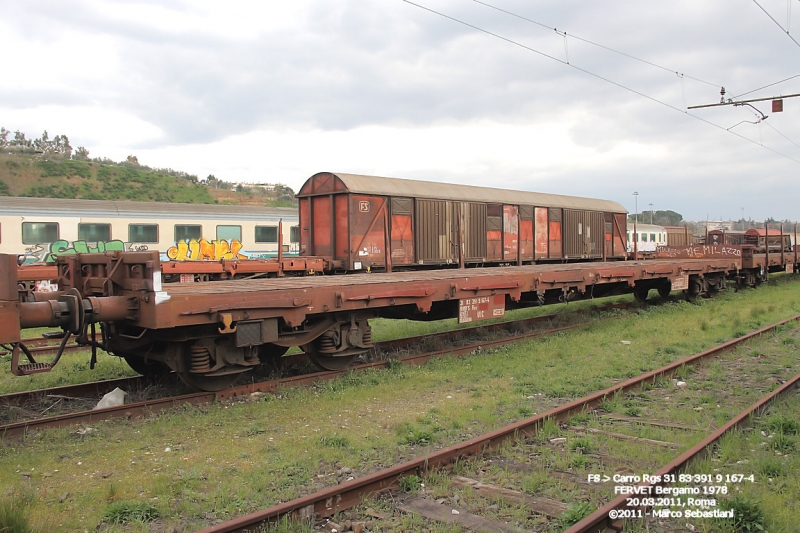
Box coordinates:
[664,225,693,246]
[296,172,628,270]
[707,229,746,246]
[744,228,792,253]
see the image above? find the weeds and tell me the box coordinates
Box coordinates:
[102,501,159,524]
[718,495,766,532]
[398,475,422,493]
[319,434,350,449]
[0,492,34,533]
[559,502,595,526]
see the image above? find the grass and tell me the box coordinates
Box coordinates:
[0,274,799,530]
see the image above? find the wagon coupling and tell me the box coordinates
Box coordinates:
[10,292,133,375]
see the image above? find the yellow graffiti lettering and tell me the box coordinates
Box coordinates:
[166,238,248,261]
[229,238,243,257]
[213,239,230,260]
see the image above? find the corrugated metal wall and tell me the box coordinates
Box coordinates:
[462,202,487,261]
[563,210,604,258]
[416,199,455,263]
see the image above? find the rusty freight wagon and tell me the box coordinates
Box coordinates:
[664,225,694,246]
[296,172,628,271]
[744,228,793,253]
[707,229,746,246]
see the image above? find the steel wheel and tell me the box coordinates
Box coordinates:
[122,354,170,378]
[305,351,358,371]
[302,336,358,371]
[176,343,244,391]
[176,369,242,391]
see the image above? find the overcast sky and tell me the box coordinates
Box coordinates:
[2,1,799,222]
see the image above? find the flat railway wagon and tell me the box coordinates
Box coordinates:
[2,174,798,391]
[297,172,629,270]
[0,196,300,264]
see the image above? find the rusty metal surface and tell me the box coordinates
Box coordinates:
[1,391,215,439]
[196,315,800,533]
[101,257,741,330]
[299,172,628,214]
[566,372,800,533]
[6,251,792,335]
[0,254,21,343]
[17,264,58,282]
[0,376,151,408]
[654,244,745,259]
[1,311,591,438]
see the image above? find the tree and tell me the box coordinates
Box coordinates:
[629,209,683,226]
[126,155,140,166]
[73,146,90,160]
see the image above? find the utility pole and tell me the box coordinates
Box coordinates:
[633,192,639,260]
[688,88,800,126]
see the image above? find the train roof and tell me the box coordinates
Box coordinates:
[628,224,665,232]
[0,196,297,221]
[298,172,628,214]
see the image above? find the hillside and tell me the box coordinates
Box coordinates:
[0,153,296,206]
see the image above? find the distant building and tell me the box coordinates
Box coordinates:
[704,221,733,231]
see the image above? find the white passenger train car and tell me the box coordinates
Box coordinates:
[626,223,667,254]
[0,196,299,264]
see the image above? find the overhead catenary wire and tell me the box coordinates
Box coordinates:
[472,0,721,88]
[401,0,800,164]
[732,73,800,99]
[752,0,800,49]
[763,121,800,150]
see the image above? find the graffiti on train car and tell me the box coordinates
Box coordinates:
[166,238,248,261]
[24,239,145,263]
[655,245,742,259]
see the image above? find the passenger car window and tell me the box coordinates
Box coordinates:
[22,222,58,244]
[175,225,202,242]
[78,223,111,242]
[216,225,242,241]
[255,226,278,243]
[129,224,159,243]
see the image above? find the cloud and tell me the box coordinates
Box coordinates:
[1,0,798,221]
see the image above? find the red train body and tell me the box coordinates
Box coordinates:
[3,173,799,391]
[296,172,628,271]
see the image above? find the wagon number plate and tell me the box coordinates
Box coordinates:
[179,274,195,283]
[459,295,505,324]
[671,275,689,291]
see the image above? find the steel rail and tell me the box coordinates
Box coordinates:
[0,376,152,407]
[2,302,628,411]
[0,310,600,438]
[196,314,800,533]
[565,373,800,533]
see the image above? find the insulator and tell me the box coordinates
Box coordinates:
[190,346,211,373]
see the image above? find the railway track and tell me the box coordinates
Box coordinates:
[195,315,800,533]
[1,303,629,438]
